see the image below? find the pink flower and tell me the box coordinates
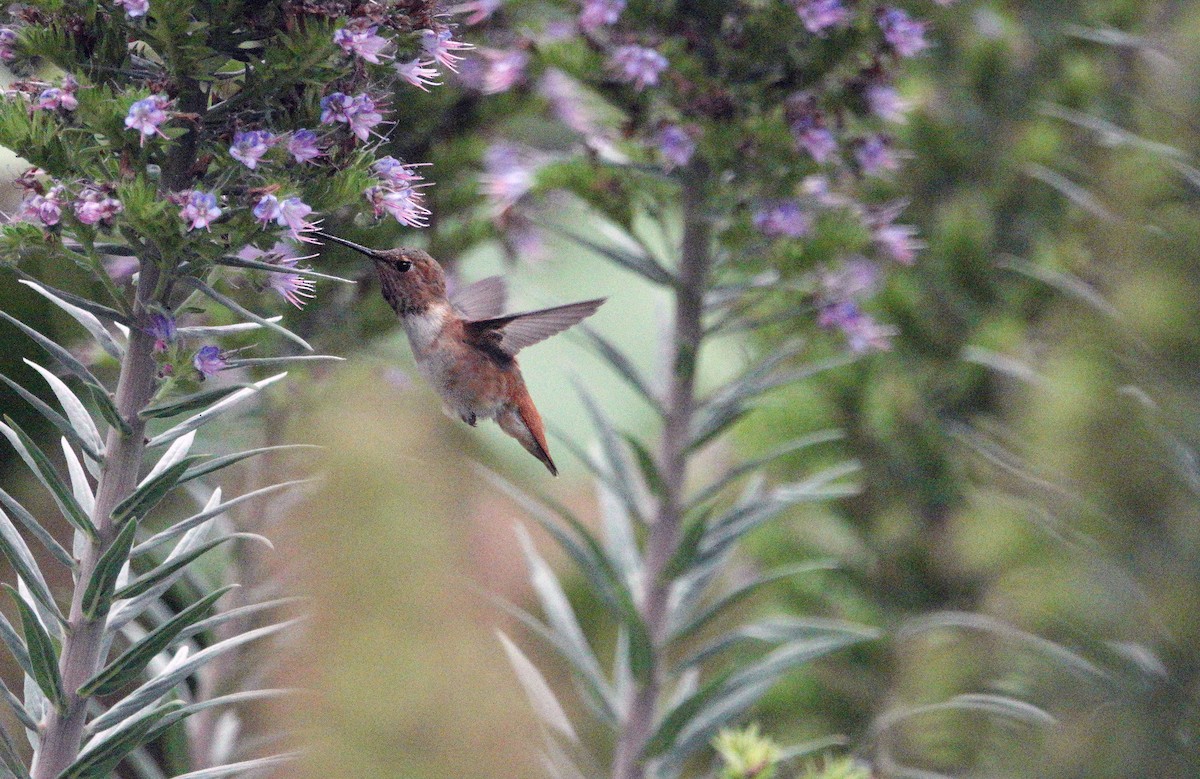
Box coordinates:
[480,143,538,216]
[854,135,900,177]
[20,185,65,226]
[0,28,18,61]
[334,24,391,64]
[179,190,222,231]
[253,194,281,225]
[753,201,810,238]
[372,157,428,188]
[148,313,176,353]
[657,124,696,170]
[264,196,320,243]
[319,92,353,124]
[459,48,529,94]
[878,7,930,58]
[866,83,909,124]
[229,130,276,169]
[365,185,431,228]
[794,0,850,35]
[345,94,383,142]
[73,186,123,226]
[451,0,503,25]
[420,27,473,73]
[395,58,442,91]
[35,77,78,111]
[287,129,322,163]
[125,95,170,145]
[579,0,625,32]
[242,243,318,308]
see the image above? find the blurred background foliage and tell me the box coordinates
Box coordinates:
[2,0,1199,777]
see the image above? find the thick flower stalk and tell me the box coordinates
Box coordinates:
[0,0,452,775]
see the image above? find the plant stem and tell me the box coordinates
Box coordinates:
[611,166,711,779]
[31,263,161,779]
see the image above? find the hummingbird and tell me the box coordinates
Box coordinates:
[317,232,604,476]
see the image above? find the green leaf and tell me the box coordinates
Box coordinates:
[62,702,181,779]
[0,489,73,569]
[0,714,30,779]
[117,533,270,600]
[622,433,666,499]
[689,429,845,508]
[643,669,734,758]
[164,753,299,779]
[139,385,250,420]
[18,279,124,360]
[661,509,709,581]
[497,631,578,744]
[80,519,139,619]
[109,456,202,526]
[0,312,124,434]
[0,367,102,462]
[0,504,64,626]
[177,444,321,485]
[10,270,129,325]
[0,609,31,679]
[581,326,664,416]
[182,277,312,351]
[145,372,288,448]
[0,416,97,539]
[80,585,236,697]
[214,253,355,283]
[541,222,676,286]
[5,585,65,714]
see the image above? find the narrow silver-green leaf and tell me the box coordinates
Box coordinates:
[581,326,664,415]
[690,429,845,508]
[117,533,270,600]
[0,716,29,779]
[0,489,74,569]
[183,277,312,351]
[166,753,300,779]
[178,444,321,486]
[133,480,309,555]
[5,585,65,713]
[0,367,101,462]
[145,372,288,448]
[222,354,345,369]
[215,252,355,283]
[18,279,124,360]
[110,457,202,526]
[88,620,297,732]
[0,676,35,732]
[0,610,32,678]
[139,385,251,420]
[81,585,236,696]
[498,630,578,743]
[176,316,281,339]
[542,223,676,285]
[80,519,139,619]
[63,702,181,779]
[0,504,64,626]
[0,417,96,539]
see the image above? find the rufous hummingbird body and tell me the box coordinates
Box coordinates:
[318,232,604,475]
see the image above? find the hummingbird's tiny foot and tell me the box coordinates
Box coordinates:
[463,412,477,427]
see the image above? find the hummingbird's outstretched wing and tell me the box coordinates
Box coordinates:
[466,298,606,357]
[450,275,507,321]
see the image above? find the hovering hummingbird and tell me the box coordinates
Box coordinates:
[317,232,604,475]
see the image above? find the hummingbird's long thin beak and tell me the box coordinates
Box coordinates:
[314,230,382,260]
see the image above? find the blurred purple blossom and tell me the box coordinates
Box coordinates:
[819,257,880,301]
[421,27,473,73]
[125,95,170,145]
[115,0,149,17]
[817,301,894,352]
[795,0,850,35]
[657,125,696,170]
[539,69,601,137]
[854,135,900,177]
[609,45,668,91]
[179,190,222,231]
[481,143,538,216]
[459,48,529,94]
[287,129,322,163]
[0,29,17,61]
[334,24,391,64]
[35,77,78,111]
[147,313,176,353]
[229,130,276,169]
[346,94,383,141]
[579,0,625,32]
[753,201,810,238]
[786,96,837,163]
[866,83,908,123]
[451,0,504,25]
[396,58,442,91]
[193,346,228,379]
[105,255,139,281]
[73,186,123,226]
[879,7,930,57]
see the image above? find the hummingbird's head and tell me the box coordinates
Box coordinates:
[317,232,446,315]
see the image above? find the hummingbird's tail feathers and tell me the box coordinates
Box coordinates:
[467,298,606,356]
[498,395,558,476]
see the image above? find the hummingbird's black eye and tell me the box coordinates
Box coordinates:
[397,260,412,272]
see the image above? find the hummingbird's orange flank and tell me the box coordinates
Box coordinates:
[317,232,604,475]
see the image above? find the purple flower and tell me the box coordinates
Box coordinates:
[818,302,894,352]
[421,27,473,73]
[147,313,176,353]
[874,222,922,264]
[372,157,427,188]
[0,28,18,61]
[287,129,322,164]
[229,130,275,169]
[481,144,538,216]
[854,135,900,177]
[20,186,65,226]
[73,186,123,226]
[866,83,908,123]
[396,58,442,91]
[879,8,930,58]
[609,45,668,91]
[115,0,150,17]
[105,255,139,281]
[453,0,504,25]
[334,24,391,64]
[193,345,227,379]
[125,95,170,146]
[35,77,79,112]
[753,201,810,238]
[253,194,280,225]
[786,96,837,163]
[346,94,383,141]
[657,124,696,170]
[278,197,320,242]
[179,190,222,231]
[579,0,625,32]
[319,92,353,124]
[819,257,880,301]
[365,185,431,228]
[265,252,317,309]
[795,0,850,35]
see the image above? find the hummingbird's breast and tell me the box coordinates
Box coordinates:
[402,302,517,422]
